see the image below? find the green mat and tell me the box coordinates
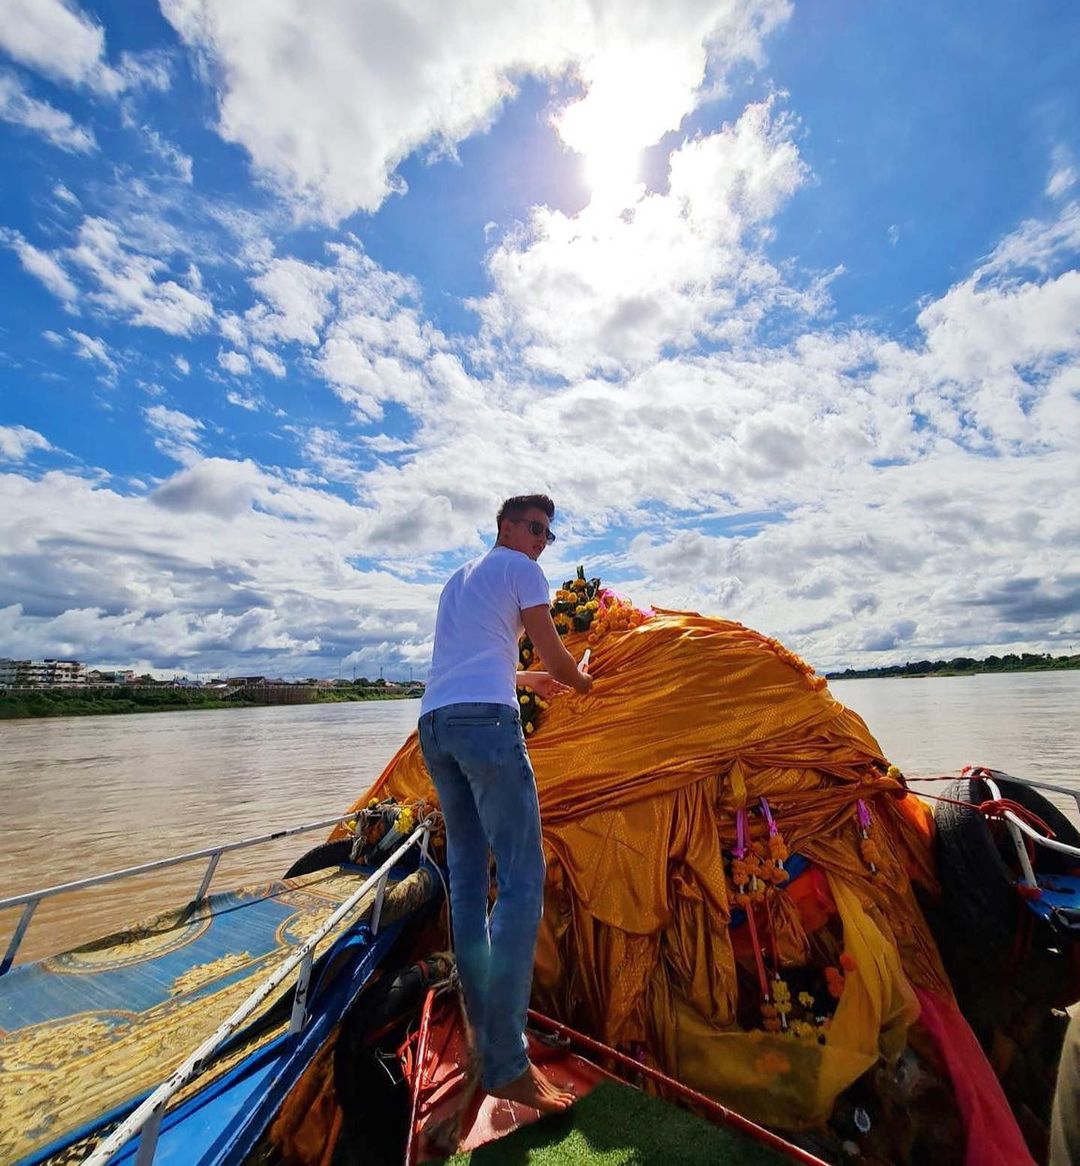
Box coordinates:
[437,1081,793,1165]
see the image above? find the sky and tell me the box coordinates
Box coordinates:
[0,0,1078,680]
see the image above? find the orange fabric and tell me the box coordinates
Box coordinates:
[338,610,955,1128]
[269,1032,340,1164]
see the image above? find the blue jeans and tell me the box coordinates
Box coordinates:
[418,702,546,1090]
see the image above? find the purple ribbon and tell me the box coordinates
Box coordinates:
[856,798,872,833]
[735,808,748,859]
[759,796,777,835]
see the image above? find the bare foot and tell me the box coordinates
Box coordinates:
[488,1062,575,1114]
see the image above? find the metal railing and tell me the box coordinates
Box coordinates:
[0,809,368,976]
[78,817,434,1166]
[980,771,1080,889]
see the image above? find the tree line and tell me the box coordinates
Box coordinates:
[827,652,1080,680]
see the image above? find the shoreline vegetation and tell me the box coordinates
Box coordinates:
[0,683,419,720]
[827,652,1080,681]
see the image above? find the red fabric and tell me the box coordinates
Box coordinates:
[403,994,609,1162]
[915,988,1035,1166]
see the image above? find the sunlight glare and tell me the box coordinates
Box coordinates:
[557,66,660,211]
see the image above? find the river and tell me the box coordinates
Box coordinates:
[2,672,1078,965]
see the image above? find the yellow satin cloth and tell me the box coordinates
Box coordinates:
[336,610,949,1128]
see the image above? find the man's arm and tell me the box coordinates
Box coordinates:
[516,670,571,699]
[521,605,593,694]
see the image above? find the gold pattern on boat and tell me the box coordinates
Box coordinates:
[0,869,369,1165]
[0,1014,119,1070]
[169,950,253,996]
[42,907,211,973]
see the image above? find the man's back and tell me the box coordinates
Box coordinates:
[420,546,549,715]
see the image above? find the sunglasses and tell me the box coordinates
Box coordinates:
[514,518,556,544]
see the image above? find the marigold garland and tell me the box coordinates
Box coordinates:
[516,565,651,734]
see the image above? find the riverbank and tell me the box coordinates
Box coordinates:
[0,686,417,719]
[827,654,1080,680]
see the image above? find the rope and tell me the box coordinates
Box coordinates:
[914,789,1056,839]
[744,898,772,1001]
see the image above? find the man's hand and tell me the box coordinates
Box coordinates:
[521,605,595,695]
[521,671,573,700]
[576,653,593,695]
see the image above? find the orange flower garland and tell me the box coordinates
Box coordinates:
[517,567,651,733]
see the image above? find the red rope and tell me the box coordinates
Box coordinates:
[912,789,1056,839]
[744,898,772,1000]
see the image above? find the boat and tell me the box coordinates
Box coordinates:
[3,579,1078,1165]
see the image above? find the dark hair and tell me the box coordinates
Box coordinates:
[497,494,555,537]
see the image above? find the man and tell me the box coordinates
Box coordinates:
[418,493,592,1113]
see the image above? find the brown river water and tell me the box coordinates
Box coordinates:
[2,673,1078,966]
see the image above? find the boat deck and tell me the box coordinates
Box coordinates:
[0,866,385,1165]
[436,1079,795,1165]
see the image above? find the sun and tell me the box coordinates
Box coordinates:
[579,141,642,210]
[556,88,645,212]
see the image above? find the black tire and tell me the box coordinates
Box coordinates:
[283,839,352,878]
[333,961,441,1166]
[933,778,1019,961]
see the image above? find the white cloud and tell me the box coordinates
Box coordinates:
[161,0,790,222]
[69,328,118,378]
[53,181,80,206]
[1047,146,1077,200]
[226,389,261,411]
[0,424,52,461]
[217,349,250,375]
[116,49,173,93]
[0,0,122,94]
[0,0,170,97]
[361,433,415,454]
[313,243,440,420]
[474,99,810,379]
[143,403,204,463]
[0,69,96,152]
[0,455,445,674]
[976,200,1080,280]
[295,426,370,486]
[251,345,286,377]
[67,215,215,335]
[139,123,194,182]
[1,227,80,302]
[174,355,191,375]
[245,257,336,346]
[5,216,215,334]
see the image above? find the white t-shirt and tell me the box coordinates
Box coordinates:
[420,546,550,714]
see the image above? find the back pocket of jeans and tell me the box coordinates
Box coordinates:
[445,715,500,727]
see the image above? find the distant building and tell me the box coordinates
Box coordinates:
[86,669,136,685]
[0,658,87,687]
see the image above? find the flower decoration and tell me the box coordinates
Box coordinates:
[516,566,652,734]
[552,565,603,634]
[761,1001,781,1032]
[761,635,828,690]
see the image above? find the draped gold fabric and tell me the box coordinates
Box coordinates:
[337,610,949,1128]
